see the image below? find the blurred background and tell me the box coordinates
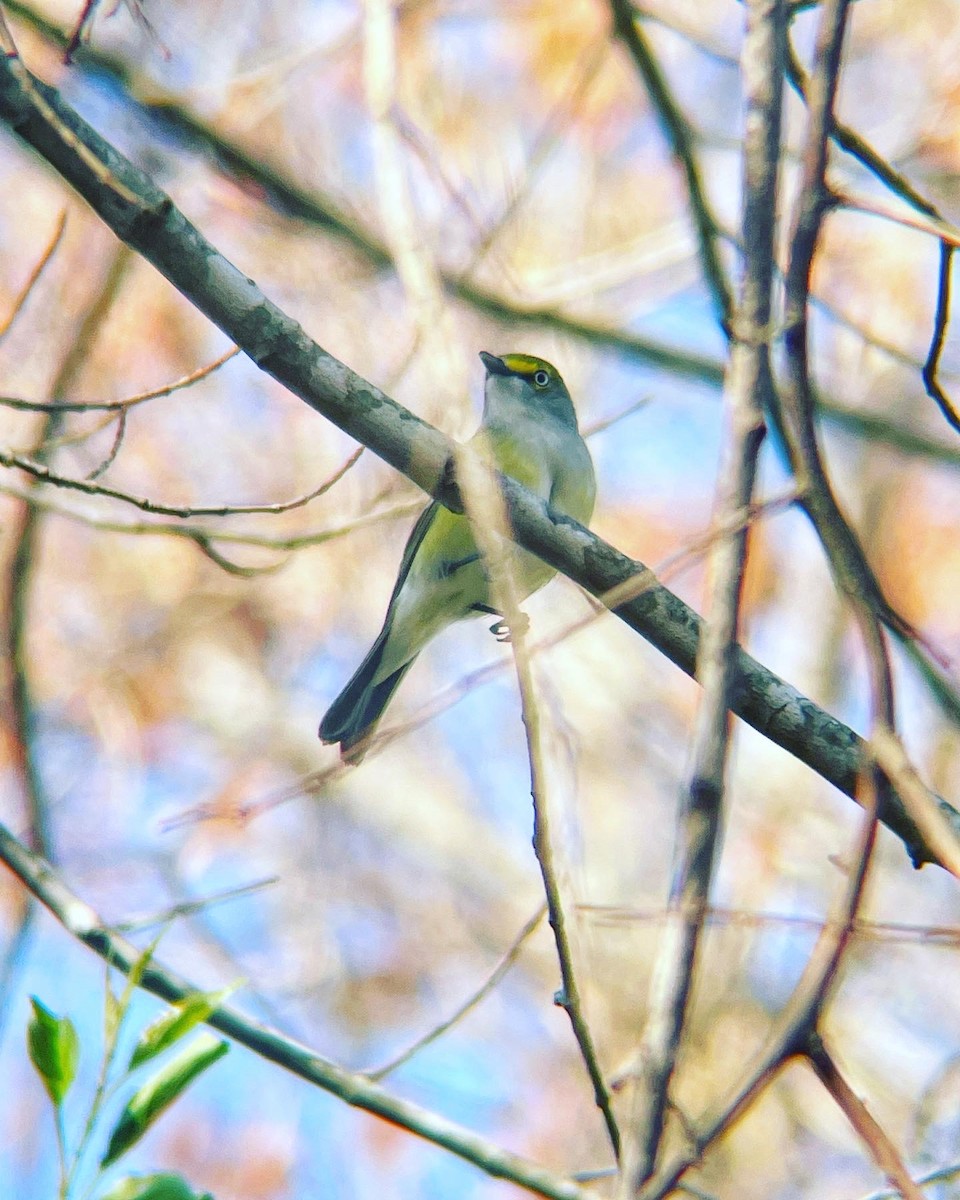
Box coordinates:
[2,0,960,1196]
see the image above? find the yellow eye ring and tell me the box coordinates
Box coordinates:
[533,369,550,387]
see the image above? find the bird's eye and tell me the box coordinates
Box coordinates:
[533,369,550,387]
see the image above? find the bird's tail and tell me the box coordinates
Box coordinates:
[318,627,416,763]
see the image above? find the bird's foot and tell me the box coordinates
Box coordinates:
[490,612,529,642]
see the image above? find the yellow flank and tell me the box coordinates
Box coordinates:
[480,427,549,493]
[415,503,475,570]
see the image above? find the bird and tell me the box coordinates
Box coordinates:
[318,351,596,762]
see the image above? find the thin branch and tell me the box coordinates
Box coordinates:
[513,613,622,1160]
[364,906,547,1082]
[858,1164,960,1200]
[640,765,880,1200]
[84,405,126,478]
[581,903,960,948]
[0,444,365,518]
[922,242,958,434]
[0,820,592,1200]
[609,0,734,329]
[787,35,960,437]
[0,480,418,560]
[777,0,926,733]
[2,244,132,863]
[0,345,240,413]
[0,208,66,340]
[452,438,620,1159]
[834,190,960,248]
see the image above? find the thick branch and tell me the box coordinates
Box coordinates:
[0,52,957,868]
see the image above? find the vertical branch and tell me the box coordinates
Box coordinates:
[3,242,131,860]
[516,628,622,1160]
[640,766,879,1200]
[778,11,919,1190]
[609,0,734,330]
[0,243,130,1054]
[453,443,620,1159]
[778,0,906,673]
[617,2,786,1192]
[362,0,463,399]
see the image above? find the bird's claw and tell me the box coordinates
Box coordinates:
[489,612,529,642]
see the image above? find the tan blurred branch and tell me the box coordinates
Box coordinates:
[362,0,461,391]
[0,208,66,340]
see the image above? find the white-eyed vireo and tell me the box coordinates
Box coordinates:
[319,351,596,761]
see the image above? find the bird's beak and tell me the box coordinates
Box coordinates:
[479,351,510,377]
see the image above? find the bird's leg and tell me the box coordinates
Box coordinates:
[471,603,528,642]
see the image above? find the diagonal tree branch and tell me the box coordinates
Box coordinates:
[0,819,591,1200]
[1,47,958,869]
[7,0,960,471]
[609,0,733,330]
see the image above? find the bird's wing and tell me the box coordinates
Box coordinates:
[386,500,442,609]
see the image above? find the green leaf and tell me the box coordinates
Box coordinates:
[101,1033,229,1168]
[129,984,238,1070]
[98,1172,213,1200]
[27,996,79,1107]
[105,985,123,1046]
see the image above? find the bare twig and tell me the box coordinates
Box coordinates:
[452,437,621,1159]
[609,0,733,329]
[922,243,958,435]
[807,1036,924,1200]
[0,444,365,517]
[0,209,67,340]
[365,906,547,1081]
[0,480,418,565]
[0,345,240,413]
[640,764,880,1200]
[786,38,960,438]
